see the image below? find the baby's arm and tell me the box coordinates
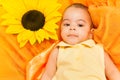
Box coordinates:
[104,52,120,80]
[41,47,59,80]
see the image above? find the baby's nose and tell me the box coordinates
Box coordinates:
[70,26,76,30]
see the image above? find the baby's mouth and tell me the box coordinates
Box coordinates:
[67,34,78,37]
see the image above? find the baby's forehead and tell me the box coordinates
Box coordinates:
[63,7,89,16]
[63,8,91,20]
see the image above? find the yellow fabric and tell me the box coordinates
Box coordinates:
[26,41,59,80]
[52,39,106,80]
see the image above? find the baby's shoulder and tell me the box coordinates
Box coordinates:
[94,43,104,52]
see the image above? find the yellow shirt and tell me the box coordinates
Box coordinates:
[52,39,106,80]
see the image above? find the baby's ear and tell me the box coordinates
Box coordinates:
[91,28,94,33]
[89,28,94,39]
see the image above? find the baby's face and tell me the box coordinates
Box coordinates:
[61,7,92,45]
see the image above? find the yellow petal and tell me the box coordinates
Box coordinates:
[29,33,36,45]
[43,1,61,16]
[6,25,24,34]
[19,40,28,48]
[0,4,6,16]
[36,29,45,43]
[1,14,15,19]
[17,30,33,42]
[1,0,26,18]
[48,32,58,40]
[37,0,47,13]
[37,0,60,13]
[44,22,59,33]
[43,30,50,40]
[1,19,20,25]
[23,0,39,10]
[46,12,62,22]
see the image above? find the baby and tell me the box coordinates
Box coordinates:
[41,3,120,80]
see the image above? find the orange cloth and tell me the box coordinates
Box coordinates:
[0,26,55,80]
[0,0,120,80]
[88,1,120,70]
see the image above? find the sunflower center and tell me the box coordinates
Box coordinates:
[22,10,45,31]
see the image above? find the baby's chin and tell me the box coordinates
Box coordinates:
[64,40,80,45]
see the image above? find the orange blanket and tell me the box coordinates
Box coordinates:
[0,0,120,80]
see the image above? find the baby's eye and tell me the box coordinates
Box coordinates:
[78,24,83,27]
[64,23,70,26]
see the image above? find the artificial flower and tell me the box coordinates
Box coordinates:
[1,0,61,47]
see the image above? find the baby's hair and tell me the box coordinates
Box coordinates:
[66,3,88,10]
[64,3,94,29]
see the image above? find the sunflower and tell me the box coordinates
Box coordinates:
[1,0,62,47]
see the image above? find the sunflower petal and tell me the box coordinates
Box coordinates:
[43,1,61,16]
[23,0,39,10]
[46,11,62,22]
[29,33,36,45]
[1,14,14,19]
[1,0,26,18]
[48,32,58,40]
[1,19,20,25]
[44,22,59,33]
[36,35,42,43]
[17,30,33,42]
[6,25,24,34]
[36,29,45,43]
[37,0,61,14]
[44,30,50,40]
[19,40,28,48]
[37,0,47,13]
